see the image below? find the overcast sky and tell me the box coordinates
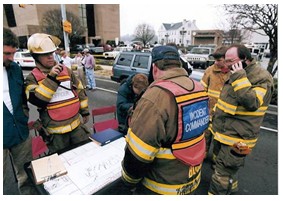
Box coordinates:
[120,3,227,36]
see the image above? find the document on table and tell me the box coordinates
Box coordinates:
[43,137,126,195]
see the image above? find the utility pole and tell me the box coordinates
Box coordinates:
[61,4,70,52]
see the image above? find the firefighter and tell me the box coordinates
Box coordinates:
[208,44,274,194]
[25,33,91,153]
[200,46,230,160]
[121,46,209,195]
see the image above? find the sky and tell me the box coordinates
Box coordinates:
[119,3,227,36]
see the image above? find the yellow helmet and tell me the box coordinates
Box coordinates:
[28,33,61,54]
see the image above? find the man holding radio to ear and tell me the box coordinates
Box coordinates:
[208,44,274,195]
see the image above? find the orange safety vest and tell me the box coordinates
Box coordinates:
[153,79,209,166]
[32,67,80,121]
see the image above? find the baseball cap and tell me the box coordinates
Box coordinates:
[152,46,180,63]
[83,48,89,53]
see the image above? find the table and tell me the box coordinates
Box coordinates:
[25,137,130,195]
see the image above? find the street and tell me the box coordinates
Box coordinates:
[3,69,278,195]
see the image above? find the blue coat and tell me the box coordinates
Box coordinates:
[3,62,29,149]
[116,74,136,125]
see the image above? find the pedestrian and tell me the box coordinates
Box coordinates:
[208,44,274,195]
[74,52,87,89]
[53,46,62,63]
[60,50,75,69]
[116,73,149,135]
[83,48,96,91]
[121,46,209,195]
[3,27,38,195]
[25,33,91,153]
[200,46,230,159]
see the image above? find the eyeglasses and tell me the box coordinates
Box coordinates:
[3,51,16,56]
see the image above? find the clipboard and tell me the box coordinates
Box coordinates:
[31,153,68,185]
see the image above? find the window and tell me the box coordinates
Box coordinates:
[117,54,133,67]
[133,55,150,69]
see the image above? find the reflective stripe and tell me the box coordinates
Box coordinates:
[121,169,142,184]
[142,172,201,195]
[46,117,81,134]
[175,91,207,103]
[57,75,70,81]
[126,128,158,162]
[35,83,55,99]
[25,84,37,99]
[207,89,220,99]
[235,106,267,116]
[80,99,88,109]
[216,99,237,115]
[155,148,175,159]
[172,134,204,150]
[211,129,257,148]
[253,87,267,106]
[47,99,79,109]
[231,77,251,91]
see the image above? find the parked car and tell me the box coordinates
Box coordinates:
[13,51,36,69]
[111,51,198,83]
[185,47,215,69]
[103,46,133,59]
[85,44,104,54]
[70,44,84,53]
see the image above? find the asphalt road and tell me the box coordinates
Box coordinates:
[3,71,278,195]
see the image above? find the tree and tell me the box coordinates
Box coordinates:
[133,23,155,47]
[223,4,278,77]
[41,9,85,47]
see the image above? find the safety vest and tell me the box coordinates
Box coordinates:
[32,67,80,121]
[153,79,209,166]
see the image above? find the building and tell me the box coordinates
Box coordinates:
[3,4,120,49]
[191,30,224,47]
[157,19,199,47]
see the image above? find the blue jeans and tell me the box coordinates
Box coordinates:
[85,68,96,89]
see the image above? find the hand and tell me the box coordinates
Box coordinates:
[82,116,89,124]
[49,64,63,77]
[231,61,243,74]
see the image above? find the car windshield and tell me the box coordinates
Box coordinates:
[22,53,32,57]
[191,48,210,54]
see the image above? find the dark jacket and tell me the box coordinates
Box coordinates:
[3,62,29,149]
[116,74,136,126]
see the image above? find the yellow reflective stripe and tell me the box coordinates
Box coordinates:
[207,89,220,99]
[25,84,37,99]
[121,169,142,184]
[200,80,208,89]
[212,130,257,148]
[57,75,70,81]
[47,99,79,109]
[232,180,238,190]
[46,117,80,134]
[77,80,84,90]
[216,99,237,115]
[80,99,88,109]
[235,106,267,116]
[176,91,207,103]
[35,83,55,99]
[127,128,158,161]
[172,134,204,150]
[142,172,201,195]
[253,87,266,106]
[155,148,175,159]
[232,77,251,91]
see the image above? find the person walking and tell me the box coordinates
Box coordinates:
[3,27,38,195]
[116,73,149,135]
[200,46,230,159]
[25,33,91,153]
[121,46,209,195]
[208,44,274,195]
[83,48,96,91]
[74,52,87,89]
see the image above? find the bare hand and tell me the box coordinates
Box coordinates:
[49,64,63,77]
[231,61,243,74]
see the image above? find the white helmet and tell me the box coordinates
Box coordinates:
[28,33,61,54]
